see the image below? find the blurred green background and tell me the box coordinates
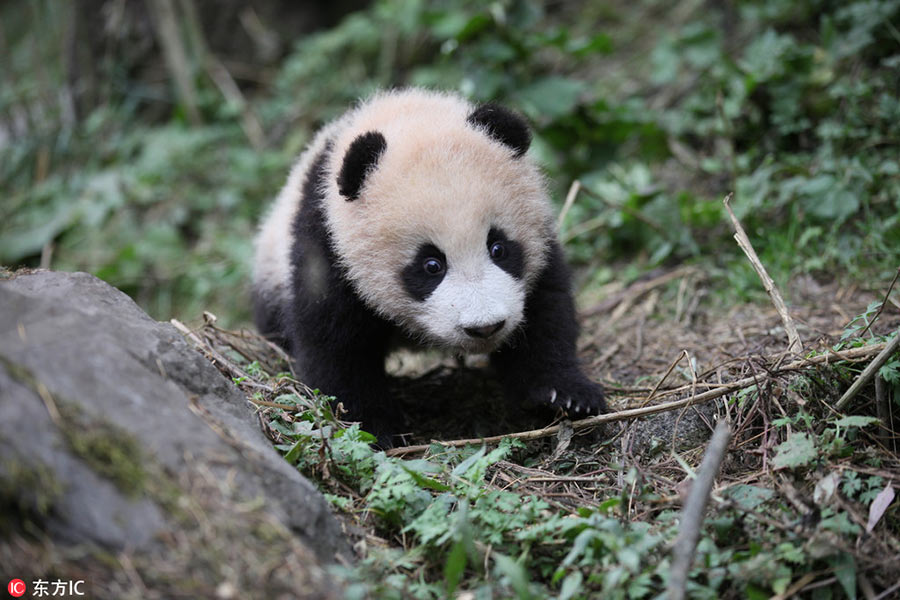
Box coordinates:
[2,0,899,326]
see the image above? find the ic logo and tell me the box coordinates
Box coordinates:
[7,579,26,598]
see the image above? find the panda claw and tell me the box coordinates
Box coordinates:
[565,398,572,410]
[549,388,557,404]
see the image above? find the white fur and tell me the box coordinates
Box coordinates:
[253,120,341,302]
[418,253,526,353]
[253,88,555,350]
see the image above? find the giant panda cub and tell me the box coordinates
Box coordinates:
[253,88,605,445]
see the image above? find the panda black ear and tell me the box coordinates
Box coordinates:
[338,131,387,201]
[466,103,531,158]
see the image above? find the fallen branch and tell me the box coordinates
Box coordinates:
[723,193,802,354]
[834,328,900,412]
[668,420,732,600]
[386,342,887,457]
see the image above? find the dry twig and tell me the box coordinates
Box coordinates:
[723,193,802,354]
[558,180,581,232]
[171,318,267,390]
[835,327,900,412]
[643,349,689,406]
[668,420,732,600]
[771,573,819,600]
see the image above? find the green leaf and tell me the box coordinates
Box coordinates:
[514,77,586,120]
[821,511,860,536]
[344,428,378,444]
[567,33,612,56]
[558,570,583,600]
[739,29,793,81]
[493,553,533,600]
[831,416,879,429]
[452,445,487,477]
[745,583,770,600]
[879,359,900,384]
[828,553,857,600]
[402,465,451,492]
[283,439,303,464]
[598,497,622,513]
[443,539,467,596]
[724,485,774,510]
[772,432,818,470]
[776,542,805,565]
[618,547,641,572]
[404,497,452,545]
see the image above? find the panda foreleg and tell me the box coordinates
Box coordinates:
[296,340,398,447]
[491,241,606,417]
[287,286,399,447]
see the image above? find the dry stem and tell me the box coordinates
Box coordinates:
[723,193,802,354]
[558,180,581,232]
[834,328,900,412]
[668,420,731,600]
[642,349,688,406]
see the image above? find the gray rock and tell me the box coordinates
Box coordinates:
[0,270,348,599]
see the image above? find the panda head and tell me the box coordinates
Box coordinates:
[324,91,554,353]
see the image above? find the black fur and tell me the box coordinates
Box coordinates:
[466,104,531,158]
[491,240,607,416]
[251,287,291,352]
[337,131,387,200]
[487,227,525,280]
[256,145,399,445]
[400,243,447,302]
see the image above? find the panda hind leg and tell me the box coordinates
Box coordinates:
[252,287,292,353]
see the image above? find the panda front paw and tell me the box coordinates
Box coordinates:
[533,376,606,417]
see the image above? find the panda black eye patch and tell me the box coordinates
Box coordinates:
[487,227,524,280]
[401,243,447,302]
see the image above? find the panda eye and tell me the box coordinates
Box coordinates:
[489,241,506,260]
[423,258,444,275]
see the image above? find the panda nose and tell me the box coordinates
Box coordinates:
[463,320,506,339]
